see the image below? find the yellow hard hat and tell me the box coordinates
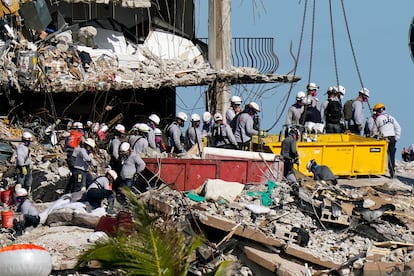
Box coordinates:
[373,103,385,111]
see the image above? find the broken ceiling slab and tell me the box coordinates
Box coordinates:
[244,246,308,275]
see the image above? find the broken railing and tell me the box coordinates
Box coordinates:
[198,37,279,75]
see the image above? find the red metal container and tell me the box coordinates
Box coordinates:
[143,157,283,191]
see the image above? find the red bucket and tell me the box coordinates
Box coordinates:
[1,189,12,205]
[1,210,14,228]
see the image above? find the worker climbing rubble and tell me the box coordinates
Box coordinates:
[16,131,34,193]
[69,138,98,193]
[280,127,300,184]
[306,159,338,185]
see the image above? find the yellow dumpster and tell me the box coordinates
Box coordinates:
[252,133,388,177]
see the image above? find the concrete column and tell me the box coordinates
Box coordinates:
[208,0,232,122]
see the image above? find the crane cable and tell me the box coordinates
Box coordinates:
[265,0,309,132]
[307,0,316,84]
[329,0,340,87]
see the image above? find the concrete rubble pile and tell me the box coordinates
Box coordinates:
[1,119,414,275]
[0,21,295,94]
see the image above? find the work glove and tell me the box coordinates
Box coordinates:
[294,157,300,166]
[259,130,267,138]
[21,166,27,175]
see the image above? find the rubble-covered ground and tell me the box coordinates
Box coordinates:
[1,118,414,275]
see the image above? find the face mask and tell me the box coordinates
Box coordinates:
[23,141,31,146]
[155,136,162,143]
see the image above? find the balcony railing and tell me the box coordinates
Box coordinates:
[197,37,279,75]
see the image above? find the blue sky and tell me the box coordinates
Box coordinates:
[177,1,414,159]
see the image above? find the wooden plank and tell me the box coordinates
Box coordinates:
[284,244,341,269]
[197,213,285,247]
[244,246,307,276]
[363,261,404,275]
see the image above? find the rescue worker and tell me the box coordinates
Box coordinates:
[154,128,167,153]
[84,169,118,212]
[132,123,150,156]
[347,88,370,135]
[305,82,320,110]
[108,124,126,175]
[186,113,203,151]
[306,159,338,185]
[364,109,377,137]
[147,114,160,149]
[202,111,214,146]
[16,131,33,193]
[226,95,243,124]
[13,187,40,236]
[320,86,343,133]
[166,112,187,154]
[233,102,260,150]
[211,113,238,149]
[63,121,84,170]
[285,91,305,127]
[70,138,97,193]
[281,127,300,184]
[370,103,401,178]
[300,97,323,134]
[119,142,146,191]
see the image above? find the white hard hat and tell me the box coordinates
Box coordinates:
[99,125,109,133]
[119,142,131,152]
[303,97,312,105]
[307,82,319,90]
[190,113,201,122]
[326,86,337,94]
[138,123,151,133]
[213,113,223,121]
[203,111,212,123]
[337,85,346,95]
[132,123,140,131]
[22,131,33,141]
[114,124,125,133]
[73,122,84,129]
[15,187,28,197]
[106,169,118,181]
[359,87,370,97]
[230,95,242,104]
[148,114,160,125]
[84,138,96,148]
[296,91,306,100]
[154,128,162,136]
[249,102,260,112]
[176,112,188,122]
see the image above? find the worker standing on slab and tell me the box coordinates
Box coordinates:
[233,102,260,151]
[211,113,238,149]
[16,131,33,193]
[119,142,146,192]
[345,88,370,135]
[370,103,401,178]
[306,159,338,185]
[70,138,97,193]
[186,113,203,152]
[166,112,187,155]
[280,127,300,184]
[285,91,305,127]
[147,114,160,150]
[226,95,243,124]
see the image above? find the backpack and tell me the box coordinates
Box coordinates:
[325,100,342,124]
[230,112,243,133]
[343,99,354,121]
[66,130,83,148]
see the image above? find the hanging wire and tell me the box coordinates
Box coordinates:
[265,0,308,132]
[329,0,340,87]
[307,0,316,84]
